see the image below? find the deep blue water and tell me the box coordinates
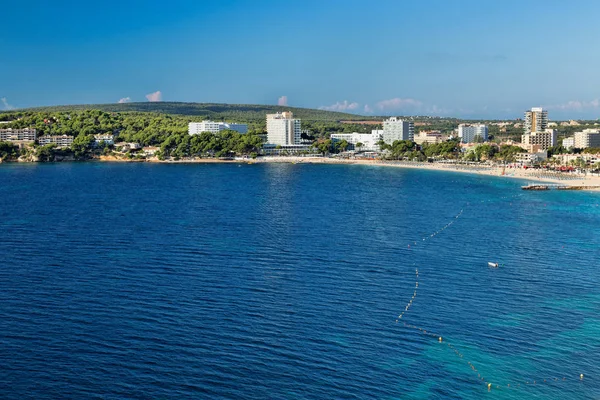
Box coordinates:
[1,162,600,399]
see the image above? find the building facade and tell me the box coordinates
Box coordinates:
[94,134,114,146]
[382,117,414,144]
[573,129,600,149]
[188,121,248,135]
[457,124,488,143]
[562,137,575,150]
[37,135,74,147]
[413,131,445,145]
[330,130,383,152]
[521,129,557,150]
[266,112,302,146]
[524,107,548,134]
[0,128,37,141]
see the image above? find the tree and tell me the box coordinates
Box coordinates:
[336,139,349,152]
[0,141,19,160]
[71,134,94,159]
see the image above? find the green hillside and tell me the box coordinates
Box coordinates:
[8,102,372,123]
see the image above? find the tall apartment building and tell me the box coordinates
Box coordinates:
[457,124,488,143]
[524,107,548,134]
[188,121,248,135]
[0,128,37,141]
[521,129,557,150]
[573,129,600,149]
[382,117,414,144]
[266,112,302,146]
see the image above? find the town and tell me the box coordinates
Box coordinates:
[1,106,599,172]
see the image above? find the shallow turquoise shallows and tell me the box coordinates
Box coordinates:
[1,162,599,399]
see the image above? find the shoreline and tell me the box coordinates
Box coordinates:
[5,155,600,190]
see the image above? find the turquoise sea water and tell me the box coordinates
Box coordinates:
[1,162,599,399]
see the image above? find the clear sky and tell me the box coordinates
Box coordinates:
[2,0,600,119]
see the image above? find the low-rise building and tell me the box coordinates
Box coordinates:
[37,135,74,147]
[94,134,114,146]
[330,130,383,151]
[0,128,37,141]
[116,142,142,151]
[515,151,548,165]
[188,121,248,135]
[414,131,444,145]
[553,153,600,166]
[142,146,160,156]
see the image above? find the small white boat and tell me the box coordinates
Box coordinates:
[488,262,499,268]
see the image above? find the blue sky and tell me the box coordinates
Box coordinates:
[1,0,600,119]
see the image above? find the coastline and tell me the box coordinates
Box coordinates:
[97,155,600,190]
[4,154,599,190]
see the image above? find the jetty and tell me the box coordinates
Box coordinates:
[521,184,600,191]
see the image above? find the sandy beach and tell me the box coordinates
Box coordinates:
[98,154,600,190]
[250,156,600,190]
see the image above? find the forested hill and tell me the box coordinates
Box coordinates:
[7,102,372,123]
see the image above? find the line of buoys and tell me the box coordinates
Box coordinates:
[395,195,585,391]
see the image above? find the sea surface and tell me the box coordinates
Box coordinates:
[1,162,600,399]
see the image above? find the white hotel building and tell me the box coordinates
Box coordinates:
[188,121,248,135]
[266,112,302,146]
[458,124,488,143]
[330,130,383,152]
[382,117,414,144]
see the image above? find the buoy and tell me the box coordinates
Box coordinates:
[487,383,491,390]
[438,337,442,342]
[580,373,584,380]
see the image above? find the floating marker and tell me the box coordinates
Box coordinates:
[580,374,584,380]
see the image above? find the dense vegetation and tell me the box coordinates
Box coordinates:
[1,102,599,164]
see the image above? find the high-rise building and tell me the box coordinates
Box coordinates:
[573,129,600,149]
[457,124,488,143]
[524,107,548,134]
[382,117,414,144]
[188,121,248,135]
[266,112,302,146]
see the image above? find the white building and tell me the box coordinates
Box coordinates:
[524,107,548,134]
[573,129,600,149]
[330,130,383,152]
[515,151,548,165]
[457,124,488,143]
[266,112,302,146]
[188,121,248,135]
[562,137,575,150]
[94,134,114,146]
[38,135,74,147]
[521,129,557,150]
[0,128,37,141]
[382,117,414,144]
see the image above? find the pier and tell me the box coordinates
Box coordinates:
[521,184,600,191]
